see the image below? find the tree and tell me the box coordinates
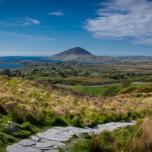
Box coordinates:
[3,69,11,77]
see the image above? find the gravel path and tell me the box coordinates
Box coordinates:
[7,121,135,152]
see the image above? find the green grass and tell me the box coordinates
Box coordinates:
[66,138,91,152]
[73,85,110,96]
[67,82,145,96]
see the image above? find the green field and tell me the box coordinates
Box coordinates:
[66,82,146,96]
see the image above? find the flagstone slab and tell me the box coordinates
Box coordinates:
[7,121,136,152]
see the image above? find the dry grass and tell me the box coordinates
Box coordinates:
[124,118,152,152]
[91,133,118,152]
[0,76,152,126]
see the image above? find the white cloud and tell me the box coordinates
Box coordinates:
[47,11,64,16]
[0,17,40,27]
[18,17,40,26]
[85,0,152,45]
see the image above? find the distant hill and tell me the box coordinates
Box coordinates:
[51,47,152,63]
[51,47,94,61]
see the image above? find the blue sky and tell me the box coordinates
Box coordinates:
[0,0,152,56]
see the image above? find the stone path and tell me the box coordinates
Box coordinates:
[7,121,135,152]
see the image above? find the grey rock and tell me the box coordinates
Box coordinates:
[7,121,18,133]
[31,136,40,142]
[37,131,71,142]
[33,140,65,150]
[19,139,36,147]
[44,150,59,152]
[96,122,136,134]
[7,144,42,152]
[37,126,93,142]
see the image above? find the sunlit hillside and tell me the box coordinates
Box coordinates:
[1,76,152,151]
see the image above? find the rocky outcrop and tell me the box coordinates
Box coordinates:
[7,121,135,152]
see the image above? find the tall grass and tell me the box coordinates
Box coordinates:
[124,118,152,152]
[91,132,117,152]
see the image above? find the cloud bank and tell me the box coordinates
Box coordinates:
[85,0,152,45]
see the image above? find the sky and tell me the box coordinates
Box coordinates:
[0,0,152,56]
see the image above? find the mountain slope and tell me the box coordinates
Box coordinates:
[51,47,94,61]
